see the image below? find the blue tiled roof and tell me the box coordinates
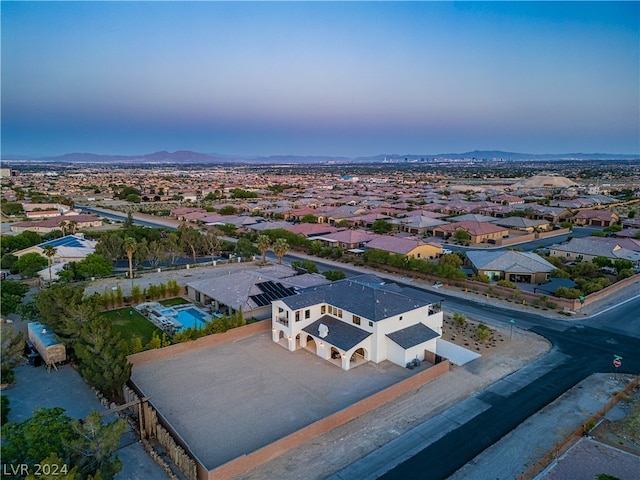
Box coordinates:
[302,315,371,351]
[281,275,437,322]
[386,323,439,349]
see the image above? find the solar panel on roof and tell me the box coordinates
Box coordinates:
[40,236,86,249]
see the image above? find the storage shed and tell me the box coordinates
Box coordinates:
[27,322,66,369]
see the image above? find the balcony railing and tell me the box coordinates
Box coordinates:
[275,316,289,327]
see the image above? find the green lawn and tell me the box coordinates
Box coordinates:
[159,297,190,307]
[101,307,163,346]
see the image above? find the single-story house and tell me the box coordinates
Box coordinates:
[13,234,98,264]
[186,265,330,320]
[573,210,619,227]
[432,220,509,244]
[9,215,103,234]
[549,237,640,265]
[465,250,556,284]
[364,236,443,260]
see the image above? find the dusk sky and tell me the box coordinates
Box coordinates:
[2,1,639,158]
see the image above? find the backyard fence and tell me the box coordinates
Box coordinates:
[516,375,639,480]
[123,384,199,480]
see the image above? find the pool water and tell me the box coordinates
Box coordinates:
[175,308,208,330]
[158,307,177,316]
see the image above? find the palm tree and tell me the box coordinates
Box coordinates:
[256,235,271,263]
[272,238,289,265]
[68,220,78,235]
[42,245,57,283]
[59,220,69,236]
[123,236,137,284]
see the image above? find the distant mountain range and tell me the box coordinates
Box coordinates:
[2,149,638,164]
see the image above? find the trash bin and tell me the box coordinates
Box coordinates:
[28,353,42,367]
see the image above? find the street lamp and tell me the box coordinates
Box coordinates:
[509,319,515,339]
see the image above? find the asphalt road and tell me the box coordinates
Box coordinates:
[379,293,640,480]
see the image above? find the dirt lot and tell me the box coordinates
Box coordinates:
[235,320,550,480]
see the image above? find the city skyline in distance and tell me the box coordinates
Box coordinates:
[2,2,638,158]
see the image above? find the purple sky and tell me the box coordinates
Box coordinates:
[2,1,638,157]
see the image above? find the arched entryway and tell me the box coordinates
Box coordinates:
[305,335,317,353]
[349,347,368,367]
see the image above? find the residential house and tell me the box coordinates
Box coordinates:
[465,250,555,284]
[365,236,443,260]
[573,210,619,227]
[309,229,377,251]
[549,237,640,265]
[493,217,551,233]
[391,215,449,236]
[10,214,103,234]
[14,232,97,260]
[271,274,444,370]
[432,220,509,244]
[186,265,330,320]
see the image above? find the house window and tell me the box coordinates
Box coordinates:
[321,305,326,314]
[338,309,343,318]
[295,311,300,322]
[368,321,373,327]
[353,315,361,325]
[305,309,310,319]
[342,243,347,249]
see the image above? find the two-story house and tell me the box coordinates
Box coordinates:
[271,275,443,370]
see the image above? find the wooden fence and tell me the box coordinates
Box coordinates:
[123,384,198,480]
[516,375,640,480]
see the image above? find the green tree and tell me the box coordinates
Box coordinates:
[1,395,10,426]
[453,312,466,330]
[95,234,124,266]
[130,285,143,304]
[273,238,289,264]
[235,238,257,258]
[592,256,612,268]
[75,317,132,398]
[13,252,48,278]
[69,411,126,480]
[1,201,24,216]
[178,223,202,263]
[202,230,221,263]
[256,235,271,263]
[0,280,30,316]
[613,259,634,273]
[1,407,75,469]
[162,233,182,265]
[1,253,19,270]
[439,253,463,268]
[42,245,57,283]
[300,214,318,223]
[323,270,346,281]
[122,237,137,281]
[476,323,492,343]
[219,205,238,215]
[75,254,113,279]
[291,259,318,274]
[454,230,472,241]
[129,337,143,354]
[1,324,25,384]
[372,219,393,234]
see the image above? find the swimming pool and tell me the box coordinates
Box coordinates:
[158,307,177,316]
[175,307,208,330]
